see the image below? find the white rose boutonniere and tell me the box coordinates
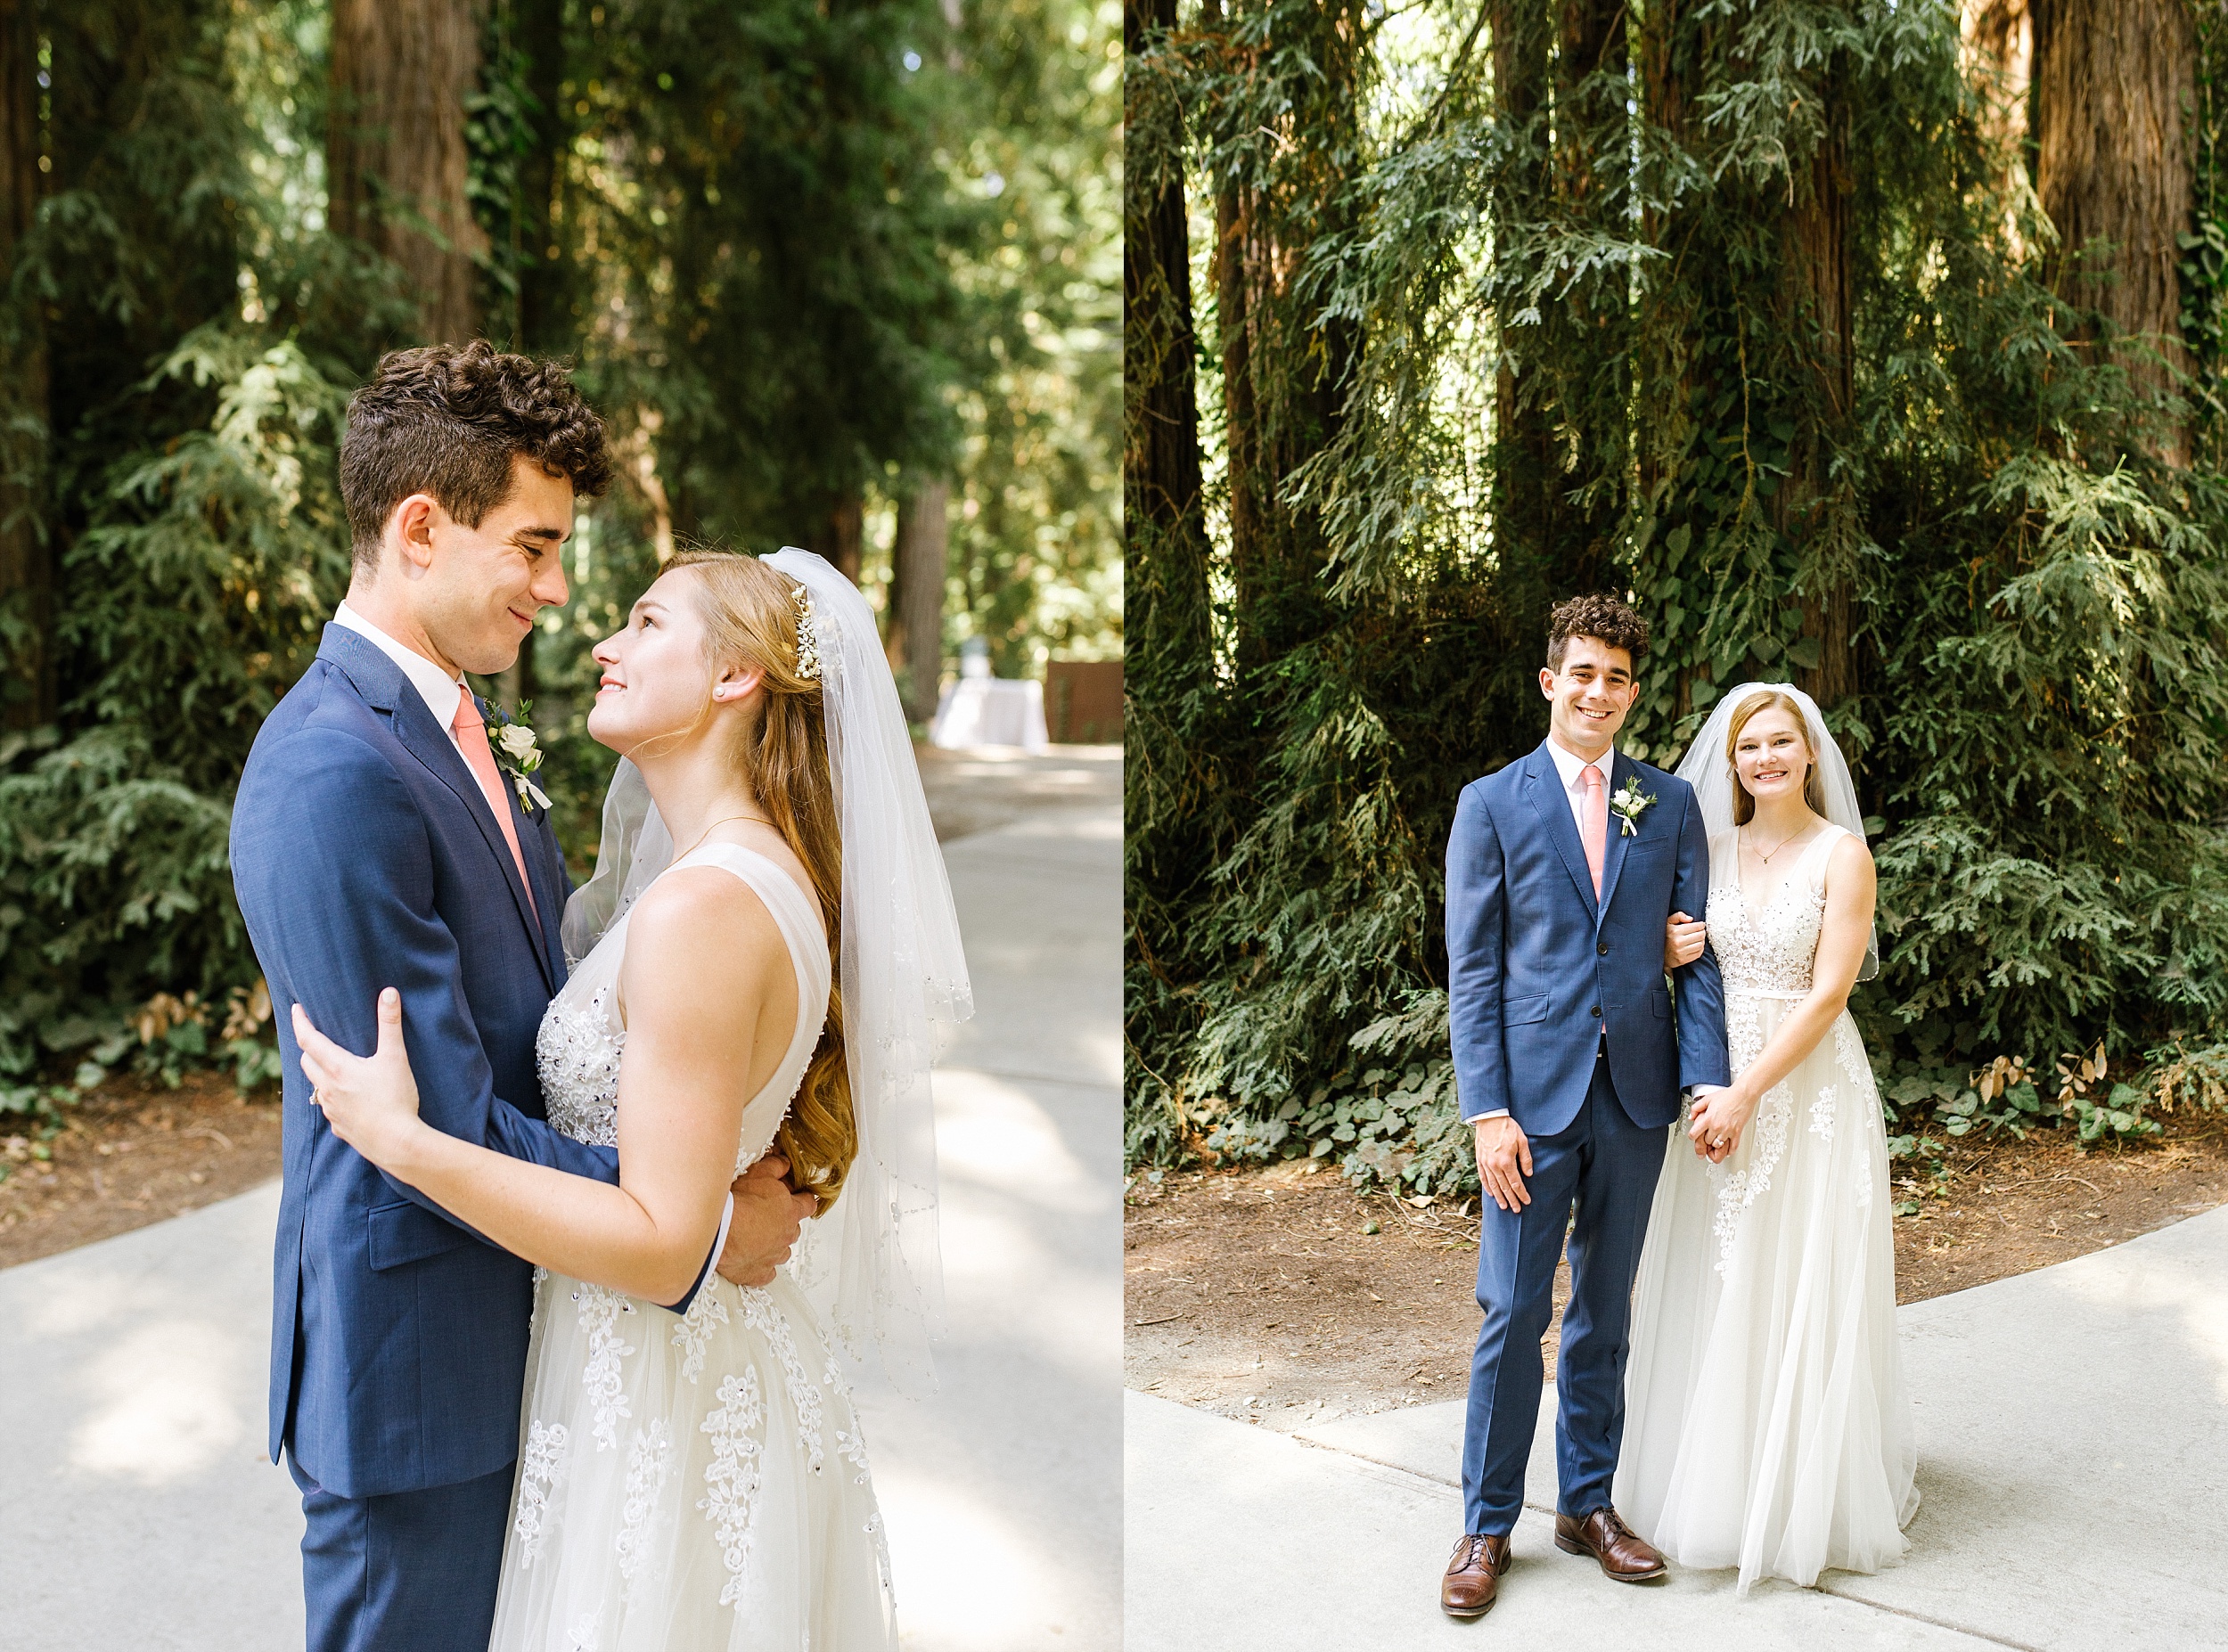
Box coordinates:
[482,699,553,814]
[1608,782,1656,837]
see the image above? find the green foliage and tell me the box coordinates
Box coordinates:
[1127,0,2228,1188]
[940,0,1123,674]
[0,0,1114,1109]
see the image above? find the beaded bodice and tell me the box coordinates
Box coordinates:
[535,843,831,1176]
[1704,826,1844,997]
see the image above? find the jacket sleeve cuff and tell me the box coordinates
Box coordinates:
[660,1192,733,1314]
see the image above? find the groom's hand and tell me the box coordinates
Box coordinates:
[1473,1116,1534,1213]
[714,1155,819,1288]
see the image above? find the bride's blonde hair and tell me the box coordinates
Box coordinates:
[660,548,856,1209]
[1725,689,1825,826]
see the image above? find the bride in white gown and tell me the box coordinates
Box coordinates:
[1616,683,1917,1592]
[295,548,969,1648]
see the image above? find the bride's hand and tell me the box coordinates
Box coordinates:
[1686,1084,1750,1163]
[292,990,428,1169]
[1664,911,1707,970]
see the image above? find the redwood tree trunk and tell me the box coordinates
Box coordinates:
[1780,61,1858,709]
[514,0,566,353]
[888,480,949,724]
[1124,0,1208,685]
[2032,0,2194,464]
[806,491,864,585]
[329,0,488,346]
[0,0,50,729]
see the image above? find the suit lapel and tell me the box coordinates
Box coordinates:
[319,629,556,994]
[520,810,569,977]
[1524,745,1599,923]
[1594,752,1637,923]
[391,693,558,994]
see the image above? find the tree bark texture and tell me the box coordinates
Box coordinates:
[513,0,566,353]
[1778,57,1858,709]
[1123,0,1208,688]
[888,480,949,724]
[0,0,50,729]
[329,0,489,347]
[2031,0,2193,464]
[805,491,864,585]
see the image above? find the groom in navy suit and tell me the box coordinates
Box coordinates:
[231,344,818,1652]
[1438,593,1728,1616]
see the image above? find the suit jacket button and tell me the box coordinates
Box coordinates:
[1589,1004,1601,1018]
[1597,942,1609,955]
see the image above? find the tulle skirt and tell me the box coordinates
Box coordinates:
[1615,996,1919,1591]
[487,1267,898,1651]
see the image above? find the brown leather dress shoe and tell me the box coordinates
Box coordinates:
[1441,1533,1511,1618]
[1553,1507,1667,1582]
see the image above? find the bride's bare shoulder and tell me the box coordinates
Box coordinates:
[1822,827,1875,888]
[620,868,784,995]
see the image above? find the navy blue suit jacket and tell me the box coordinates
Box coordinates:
[233,625,684,1500]
[1446,740,1730,1135]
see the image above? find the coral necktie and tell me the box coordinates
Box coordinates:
[451,692,538,918]
[1581,763,1607,899]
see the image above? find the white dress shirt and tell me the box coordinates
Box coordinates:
[327,603,740,1272]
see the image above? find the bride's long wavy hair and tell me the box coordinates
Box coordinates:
[1724,689,1825,825]
[659,547,856,1208]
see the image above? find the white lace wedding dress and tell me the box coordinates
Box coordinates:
[1615,825,1918,1591]
[487,843,898,1652]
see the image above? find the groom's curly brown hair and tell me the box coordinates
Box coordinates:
[340,341,613,572]
[1546,593,1650,672]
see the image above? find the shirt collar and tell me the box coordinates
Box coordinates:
[1545,732,1616,791]
[333,601,465,733]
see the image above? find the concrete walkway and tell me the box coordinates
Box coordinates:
[0,757,1120,1652]
[1126,1200,2228,1650]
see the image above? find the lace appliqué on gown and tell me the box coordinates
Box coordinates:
[699,1368,767,1607]
[487,844,899,1652]
[513,1420,569,1566]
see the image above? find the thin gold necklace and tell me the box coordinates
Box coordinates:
[1743,821,1811,864]
[676,811,773,861]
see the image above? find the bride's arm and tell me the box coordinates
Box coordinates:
[1686,835,1875,1157]
[293,869,789,1304]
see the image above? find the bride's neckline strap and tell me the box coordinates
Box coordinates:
[668,839,817,917]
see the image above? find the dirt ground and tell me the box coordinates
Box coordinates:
[0,1071,286,1269]
[0,743,1118,1275]
[1123,1112,2228,1432]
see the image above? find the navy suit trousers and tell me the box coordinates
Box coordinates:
[290,1448,512,1652]
[1461,1052,1667,1535]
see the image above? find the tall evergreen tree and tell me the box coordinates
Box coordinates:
[328,0,487,344]
[1127,0,2228,1189]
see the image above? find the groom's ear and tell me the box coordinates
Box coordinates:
[385,493,444,580]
